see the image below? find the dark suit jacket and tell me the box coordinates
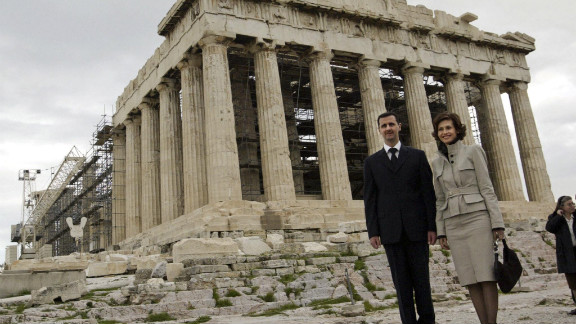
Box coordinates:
[364,145,436,244]
[546,212,576,274]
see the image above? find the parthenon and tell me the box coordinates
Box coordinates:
[100,0,554,250]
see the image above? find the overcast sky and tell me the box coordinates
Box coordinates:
[0,0,574,264]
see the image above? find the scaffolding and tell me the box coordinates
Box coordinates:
[225,48,483,201]
[32,116,115,257]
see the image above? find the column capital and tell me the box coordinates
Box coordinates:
[507,81,529,92]
[138,97,159,111]
[156,77,180,92]
[177,53,202,70]
[401,61,430,74]
[198,33,235,49]
[481,73,506,84]
[246,38,284,54]
[306,49,334,62]
[444,72,466,82]
[357,58,383,69]
[123,117,135,127]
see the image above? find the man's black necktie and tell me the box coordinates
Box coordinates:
[388,147,398,166]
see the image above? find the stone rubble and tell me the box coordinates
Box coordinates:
[0,227,571,323]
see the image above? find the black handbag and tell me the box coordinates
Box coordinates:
[494,238,523,293]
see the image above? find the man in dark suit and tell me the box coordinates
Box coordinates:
[363,111,437,324]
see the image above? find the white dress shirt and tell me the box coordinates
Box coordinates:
[383,142,402,160]
[566,214,576,247]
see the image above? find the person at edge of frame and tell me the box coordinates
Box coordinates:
[546,195,576,316]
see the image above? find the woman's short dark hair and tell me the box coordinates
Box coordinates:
[555,195,573,213]
[431,112,467,141]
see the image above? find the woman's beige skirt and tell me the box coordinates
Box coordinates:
[445,210,496,286]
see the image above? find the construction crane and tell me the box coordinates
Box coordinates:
[11,169,42,256]
[15,147,86,258]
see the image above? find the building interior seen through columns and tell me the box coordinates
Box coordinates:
[11,0,555,259]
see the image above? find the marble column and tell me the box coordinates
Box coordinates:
[140,99,161,231]
[199,36,242,202]
[477,77,525,201]
[123,116,141,238]
[444,73,475,145]
[157,78,184,223]
[178,54,208,213]
[252,43,296,201]
[231,69,261,200]
[402,63,436,160]
[281,78,305,193]
[508,81,553,202]
[308,50,352,201]
[357,59,386,155]
[111,129,126,245]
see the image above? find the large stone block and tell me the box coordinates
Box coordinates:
[166,263,184,282]
[236,237,272,255]
[0,270,86,298]
[86,262,128,278]
[28,280,88,306]
[172,238,239,263]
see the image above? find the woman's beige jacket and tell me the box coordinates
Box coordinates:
[431,140,504,236]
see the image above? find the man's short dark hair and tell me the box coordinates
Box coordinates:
[377,111,399,126]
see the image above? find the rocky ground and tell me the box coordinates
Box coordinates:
[0,225,570,324]
[0,273,573,324]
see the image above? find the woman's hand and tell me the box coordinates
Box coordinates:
[439,237,449,250]
[493,229,505,240]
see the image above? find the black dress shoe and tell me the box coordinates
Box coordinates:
[568,308,576,315]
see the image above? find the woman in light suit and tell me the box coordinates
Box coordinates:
[431,112,505,324]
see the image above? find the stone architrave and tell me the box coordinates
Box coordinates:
[477,77,524,201]
[280,78,305,193]
[252,42,296,201]
[402,63,436,160]
[308,50,352,201]
[178,54,208,213]
[111,129,126,244]
[199,36,243,202]
[139,99,162,232]
[231,68,261,199]
[444,73,475,145]
[357,59,386,155]
[508,81,553,202]
[156,78,184,223]
[124,117,142,237]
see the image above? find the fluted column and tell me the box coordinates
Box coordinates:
[281,78,305,193]
[123,116,142,238]
[178,54,208,213]
[477,77,524,201]
[508,81,553,202]
[308,50,352,201]
[111,129,126,244]
[402,63,436,159]
[252,43,296,201]
[199,36,242,202]
[231,69,261,200]
[357,59,386,155]
[140,99,161,231]
[157,78,184,223]
[444,73,475,145]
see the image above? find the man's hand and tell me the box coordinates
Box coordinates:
[370,236,381,249]
[439,237,449,249]
[427,231,437,245]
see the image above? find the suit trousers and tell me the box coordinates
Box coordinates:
[384,232,435,324]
